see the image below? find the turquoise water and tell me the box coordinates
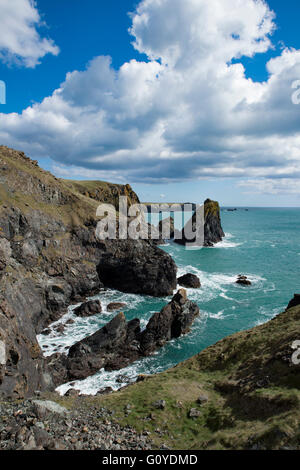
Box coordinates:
[38,208,300,395]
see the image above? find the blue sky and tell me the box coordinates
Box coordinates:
[0,0,300,206]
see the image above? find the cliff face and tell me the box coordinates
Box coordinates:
[0,146,177,398]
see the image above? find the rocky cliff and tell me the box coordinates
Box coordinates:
[175,198,225,247]
[0,146,177,398]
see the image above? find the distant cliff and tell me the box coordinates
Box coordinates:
[63,180,140,211]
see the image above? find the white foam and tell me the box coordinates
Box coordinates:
[209,310,225,320]
[56,316,207,396]
[37,289,146,357]
[213,239,242,249]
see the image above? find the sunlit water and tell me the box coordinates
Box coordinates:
[37,208,300,395]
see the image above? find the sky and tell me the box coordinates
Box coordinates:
[0,0,300,206]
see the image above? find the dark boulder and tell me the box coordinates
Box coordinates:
[236,275,252,286]
[97,239,177,297]
[107,302,127,312]
[69,312,128,358]
[178,273,201,288]
[66,313,136,380]
[73,300,102,317]
[287,294,300,310]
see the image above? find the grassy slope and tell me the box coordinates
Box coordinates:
[0,146,138,226]
[54,304,300,450]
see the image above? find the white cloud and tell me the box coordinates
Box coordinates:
[0,0,300,194]
[0,0,59,67]
[239,178,300,195]
[130,0,275,68]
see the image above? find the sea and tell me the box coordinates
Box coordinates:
[37,207,300,395]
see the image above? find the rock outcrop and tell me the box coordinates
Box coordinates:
[107,302,127,312]
[97,239,177,297]
[174,199,224,247]
[0,146,177,398]
[63,180,140,210]
[139,289,200,355]
[73,300,102,317]
[48,289,200,385]
[236,275,252,286]
[287,294,300,310]
[178,273,201,288]
[158,217,175,240]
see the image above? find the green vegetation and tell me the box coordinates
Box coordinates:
[204,199,220,219]
[0,146,139,226]
[53,305,300,450]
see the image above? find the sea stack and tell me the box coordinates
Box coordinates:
[174,199,224,247]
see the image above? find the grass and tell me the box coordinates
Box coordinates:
[0,146,138,227]
[50,305,300,450]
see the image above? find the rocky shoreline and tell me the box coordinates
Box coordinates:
[0,146,224,399]
[1,297,299,451]
[46,289,200,387]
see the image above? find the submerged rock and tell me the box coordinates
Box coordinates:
[107,302,127,312]
[236,275,252,286]
[74,299,102,317]
[178,273,201,288]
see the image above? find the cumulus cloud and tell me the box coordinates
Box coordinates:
[0,0,59,67]
[0,0,300,193]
